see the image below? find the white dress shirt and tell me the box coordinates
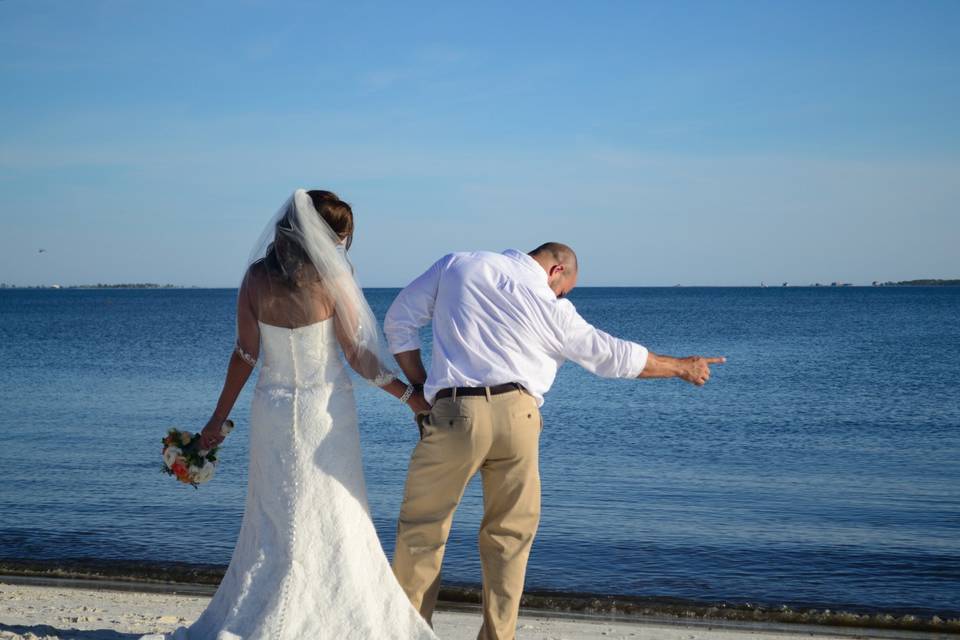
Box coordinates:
[384,249,649,406]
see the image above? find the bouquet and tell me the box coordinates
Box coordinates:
[161,420,234,488]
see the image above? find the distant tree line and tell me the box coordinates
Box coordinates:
[83,283,179,289]
[873,279,960,286]
[0,283,179,289]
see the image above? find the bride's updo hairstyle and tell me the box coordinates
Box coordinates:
[307,190,354,251]
[264,190,354,284]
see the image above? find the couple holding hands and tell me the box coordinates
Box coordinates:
[147,188,722,640]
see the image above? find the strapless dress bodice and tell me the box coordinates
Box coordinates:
[256,319,348,389]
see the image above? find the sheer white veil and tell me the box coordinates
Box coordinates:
[242,189,395,385]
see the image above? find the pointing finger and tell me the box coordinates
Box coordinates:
[705,357,726,365]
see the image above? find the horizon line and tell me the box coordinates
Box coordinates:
[4,280,958,290]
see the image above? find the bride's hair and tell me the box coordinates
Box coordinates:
[263,190,354,284]
[307,190,354,250]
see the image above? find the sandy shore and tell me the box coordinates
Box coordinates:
[0,581,949,640]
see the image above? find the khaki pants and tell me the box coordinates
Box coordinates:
[393,388,542,640]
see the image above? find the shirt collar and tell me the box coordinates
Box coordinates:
[502,249,552,289]
[503,249,540,272]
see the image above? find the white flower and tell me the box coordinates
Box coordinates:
[191,462,216,484]
[163,446,182,468]
[220,420,235,437]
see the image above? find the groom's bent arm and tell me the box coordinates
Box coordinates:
[394,349,428,387]
[384,257,447,386]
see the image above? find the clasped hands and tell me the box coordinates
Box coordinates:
[405,389,432,415]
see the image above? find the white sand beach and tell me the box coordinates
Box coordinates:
[0,581,939,640]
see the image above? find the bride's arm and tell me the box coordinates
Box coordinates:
[333,294,429,414]
[199,276,260,449]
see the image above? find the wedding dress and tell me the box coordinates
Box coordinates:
[146,319,438,639]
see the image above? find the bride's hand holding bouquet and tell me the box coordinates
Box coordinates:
[161,419,234,488]
[199,415,233,450]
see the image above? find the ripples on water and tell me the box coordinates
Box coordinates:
[0,287,958,616]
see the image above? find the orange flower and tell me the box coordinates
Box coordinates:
[171,460,189,480]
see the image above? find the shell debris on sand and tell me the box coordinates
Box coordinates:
[0,582,952,640]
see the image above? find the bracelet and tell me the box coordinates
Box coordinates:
[399,383,415,404]
[235,342,257,367]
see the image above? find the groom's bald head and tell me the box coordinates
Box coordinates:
[529,242,578,272]
[529,242,578,298]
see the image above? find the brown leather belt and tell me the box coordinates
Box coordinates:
[434,382,525,400]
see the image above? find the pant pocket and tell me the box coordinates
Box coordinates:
[511,401,542,433]
[433,415,472,429]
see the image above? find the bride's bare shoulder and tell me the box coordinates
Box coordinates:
[243,261,271,289]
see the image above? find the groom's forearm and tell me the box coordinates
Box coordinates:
[394,349,428,387]
[637,351,686,379]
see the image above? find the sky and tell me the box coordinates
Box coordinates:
[1,0,958,287]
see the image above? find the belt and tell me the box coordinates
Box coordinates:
[434,383,525,400]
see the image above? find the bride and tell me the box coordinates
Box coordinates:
[145,190,438,639]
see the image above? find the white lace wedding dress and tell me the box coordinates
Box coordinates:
[146,320,438,640]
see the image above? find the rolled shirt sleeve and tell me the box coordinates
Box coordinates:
[558,300,648,378]
[384,256,446,354]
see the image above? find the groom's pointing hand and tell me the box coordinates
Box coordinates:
[680,356,726,386]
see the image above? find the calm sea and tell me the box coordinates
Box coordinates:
[0,287,958,617]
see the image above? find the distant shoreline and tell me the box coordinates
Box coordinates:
[873,279,960,286]
[2,281,959,290]
[0,283,187,290]
[0,559,956,633]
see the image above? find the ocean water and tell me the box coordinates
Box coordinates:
[0,286,958,617]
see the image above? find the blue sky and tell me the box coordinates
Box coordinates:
[1,0,958,286]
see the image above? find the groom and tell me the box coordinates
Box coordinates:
[384,243,724,640]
